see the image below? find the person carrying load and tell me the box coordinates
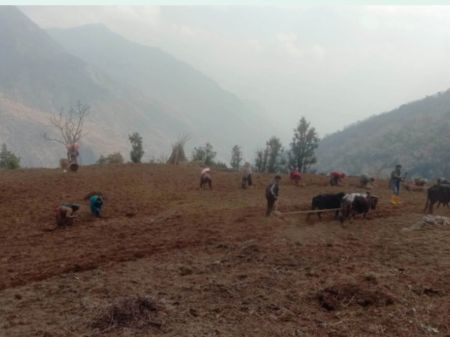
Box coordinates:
[66,143,80,172]
[200,167,212,189]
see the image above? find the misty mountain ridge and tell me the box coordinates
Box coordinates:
[316,89,450,179]
[47,24,267,142]
[0,7,269,167]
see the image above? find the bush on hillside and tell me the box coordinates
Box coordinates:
[97,152,124,165]
[0,144,20,170]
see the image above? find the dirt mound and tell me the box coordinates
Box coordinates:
[317,283,395,311]
[403,215,450,231]
[91,296,163,331]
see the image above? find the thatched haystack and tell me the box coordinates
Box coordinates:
[167,136,189,165]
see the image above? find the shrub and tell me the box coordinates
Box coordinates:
[0,144,20,170]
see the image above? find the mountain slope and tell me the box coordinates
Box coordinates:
[316,90,450,178]
[47,24,269,155]
[0,7,267,166]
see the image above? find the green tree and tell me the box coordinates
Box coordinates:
[192,142,216,165]
[0,144,20,169]
[254,137,285,173]
[129,132,144,163]
[215,161,228,170]
[97,152,124,165]
[230,145,243,170]
[266,136,284,173]
[254,149,266,173]
[289,117,319,172]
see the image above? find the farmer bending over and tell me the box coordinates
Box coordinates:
[55,204,80,227]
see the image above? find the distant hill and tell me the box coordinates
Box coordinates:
[48,24,264,138]
[316,90,450,179]
[0,7,268,167]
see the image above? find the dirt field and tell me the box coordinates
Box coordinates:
[0,164,449,337]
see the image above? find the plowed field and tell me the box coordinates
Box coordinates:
[0,164,449,337]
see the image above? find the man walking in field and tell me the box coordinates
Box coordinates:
[241,162,253,189]
[389,164,403,205]
[265,175,281,216]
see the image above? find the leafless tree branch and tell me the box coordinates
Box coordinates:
[44,101,90,146]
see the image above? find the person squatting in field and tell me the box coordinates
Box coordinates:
[90,194,103,217]
[360,174,375,188]
[84,192,104,217]
[265,175,281,216]
[55,203,80,227]
[241,162,253,189]
[329,171,345,186]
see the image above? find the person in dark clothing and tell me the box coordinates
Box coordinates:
[360,174,375,188]
[389,165,402,195]
[389,164,403,205]
[265,175,281,216]
[241,163,253,189]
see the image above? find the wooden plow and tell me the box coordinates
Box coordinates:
[275,208,341,216]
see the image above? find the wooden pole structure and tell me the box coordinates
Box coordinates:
[278,208,341,216]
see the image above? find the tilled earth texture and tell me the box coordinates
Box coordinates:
[0,164,449,337]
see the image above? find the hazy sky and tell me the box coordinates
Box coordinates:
[22,6,450,141]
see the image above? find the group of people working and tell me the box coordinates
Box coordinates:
[55,192,104,228]
[263,164,406,216]
[56,164,406,227]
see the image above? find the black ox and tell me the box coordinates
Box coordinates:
[308,192,345,220]
[424,184,450,213]
[340,194,378,223]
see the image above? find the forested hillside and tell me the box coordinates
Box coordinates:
[316,90,450,178]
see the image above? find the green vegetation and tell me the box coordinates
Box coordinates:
[97,152,124,165]
[129,133,144,163]
[255,136,286,173]
[289,117,319,172]
[192,142,217,166]
[0,144,20,169]
[316,90,450,178]
[230,145,243,170]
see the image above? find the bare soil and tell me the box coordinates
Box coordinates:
[0,164,449,337]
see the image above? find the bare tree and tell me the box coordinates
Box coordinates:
[44,101,90,146]
[44,101,90,170]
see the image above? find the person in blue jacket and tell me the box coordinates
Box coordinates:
[84,192,104,217]
[90,194,103,217]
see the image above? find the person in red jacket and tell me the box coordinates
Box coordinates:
[330,171,345,186]
[290,167,302,185]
